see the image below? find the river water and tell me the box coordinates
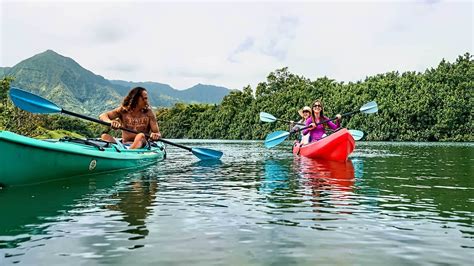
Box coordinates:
[1,140,473,265]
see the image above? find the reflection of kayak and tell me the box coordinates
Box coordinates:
[297,158,355,189]
[0,171,130,240]
[292,128,355,161]
[260,160,290,194]
[0,131,166,187]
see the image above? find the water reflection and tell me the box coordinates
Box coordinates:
[192,159,223,169]
[260,160,290,194]
[296,158,355,190]
[0,172,129,249]
[1,142,473,265]
[105,177,158,243]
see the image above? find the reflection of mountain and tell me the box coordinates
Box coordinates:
[0,171,130,249]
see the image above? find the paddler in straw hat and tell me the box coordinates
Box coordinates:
[290,106,311,145]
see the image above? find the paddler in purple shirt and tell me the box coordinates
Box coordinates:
[303,99,342,142]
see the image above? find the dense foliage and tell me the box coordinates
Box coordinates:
[0,76,105,138]
[1,53,472,141]
[157,53,473,141]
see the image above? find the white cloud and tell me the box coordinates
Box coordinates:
[1,0,472,90]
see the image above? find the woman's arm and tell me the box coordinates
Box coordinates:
[327,115,341,130]
[302,118,312,135]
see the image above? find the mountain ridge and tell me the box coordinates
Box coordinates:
[1,50,232,115]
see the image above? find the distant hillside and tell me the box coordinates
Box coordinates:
[3,50,122,115]
[1,50,232,115]
[110,80,232,105]
[177,83,232,103]
[0,67,10,76]
[109,80,184,107]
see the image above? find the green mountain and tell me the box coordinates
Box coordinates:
[109,80,187,106]
[3,50,122,115]
[177,83,233,103]
[109,80,232,105]
[0,67,10,76]
[1,50,231,115]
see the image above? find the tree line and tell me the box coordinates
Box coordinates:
[1,53,472,141]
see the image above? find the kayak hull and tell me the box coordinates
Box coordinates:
[0,131,166,186]
[292,128,355,161]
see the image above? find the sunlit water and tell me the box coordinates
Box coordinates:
[1,140,473,265]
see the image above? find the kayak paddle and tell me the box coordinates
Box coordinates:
[259,111,305,126]
[264,101,377,148]
[265,129,364,148]
[9,87,223,160]
[348,129,364,140]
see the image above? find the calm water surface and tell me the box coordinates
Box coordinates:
[1,140,473,265]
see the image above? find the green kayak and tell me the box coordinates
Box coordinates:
[0,131,166,187]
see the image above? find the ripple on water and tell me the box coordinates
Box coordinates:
[1,141,473,265]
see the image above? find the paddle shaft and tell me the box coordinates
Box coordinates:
[62,109,192,152]
[276,117,305,126]
[290,109,362,134]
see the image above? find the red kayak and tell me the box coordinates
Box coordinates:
[292,128,355,161]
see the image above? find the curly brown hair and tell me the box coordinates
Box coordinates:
[121,87,149,112]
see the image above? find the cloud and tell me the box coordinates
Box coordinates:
[260,16,299,61]
[167,67,222,79]
[90,23,129,44]
[228,37,255,63]
[228,16,299,63]
[1,1,472,90]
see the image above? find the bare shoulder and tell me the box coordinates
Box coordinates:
[102,106,124,118]
[145,108,157,118]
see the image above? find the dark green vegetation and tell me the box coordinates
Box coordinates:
[156,53,472,141]
[1,76,104,138]
[0,50,232,116]
[1,53,472,141]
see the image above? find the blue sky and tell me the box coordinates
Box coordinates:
[0,0,472,90]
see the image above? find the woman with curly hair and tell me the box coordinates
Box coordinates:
[99,86,161,149]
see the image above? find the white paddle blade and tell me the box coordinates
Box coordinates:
[260,112,277,123]
[360,101,378,114]
[348,129,364,141]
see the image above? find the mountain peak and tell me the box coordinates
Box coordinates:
[32,49,73,63]
[7,50,231,115]
[43,49,60,55]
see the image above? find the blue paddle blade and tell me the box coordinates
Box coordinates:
[348,129,364,141]
[360,101,378,114]
[260,112,277,123]
[191,147,223,160]
[9,87,62,114]
[264,130,290,148]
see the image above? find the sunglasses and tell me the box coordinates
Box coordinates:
[313,104,322,108]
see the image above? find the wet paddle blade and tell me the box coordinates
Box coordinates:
[264,130,290,148]
[348,129,364,141]
[260,112,277,123]
[9,87,62,114]
[191,147,223,160]
[360,101,378,114]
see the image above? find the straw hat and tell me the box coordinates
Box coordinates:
[298,106,312,117]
